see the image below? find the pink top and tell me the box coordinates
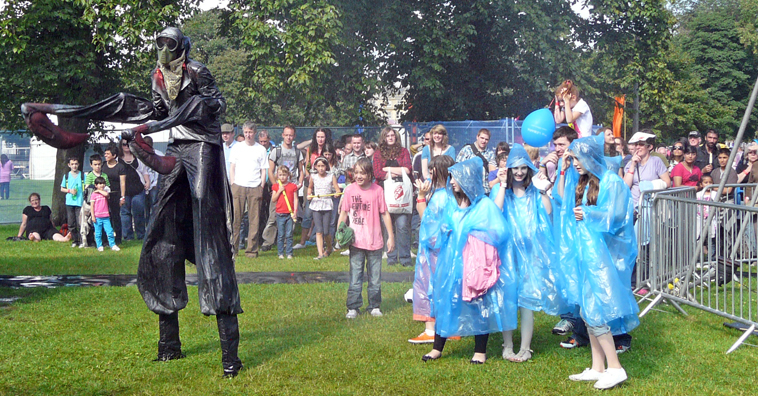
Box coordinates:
[461,236,500,302]
[671,162,702,187]
[91,192,110,219]
[340,182,387,251]
[0,160,12,183]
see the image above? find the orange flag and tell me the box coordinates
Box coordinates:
[613,95,625,138]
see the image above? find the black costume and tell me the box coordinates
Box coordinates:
[21,27,242,377]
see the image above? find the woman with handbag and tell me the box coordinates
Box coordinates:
[373,126,413,267]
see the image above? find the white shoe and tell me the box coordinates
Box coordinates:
[78,243,87,248]
[410,251,417,258]
[369,308,383,317]
[111,245,121,251]
[382,252,388,259]
[334,241,341,250]
[278,255,284,259]
[569,368,604,382]
[340,249,350,256]
[97,247,104,252]
[345,309,359,319]
[404,288,414,303]
[593,368,627,389]
[293,243,306,250]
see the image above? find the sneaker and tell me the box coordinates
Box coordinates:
[278,255,284,259]
[410,251,417,258]
[552,319,574,336]
[615,345,630,354]
[72,242,78,248]
[593,367,627,389]
[369,308,383,317]
[334,241,341,250]
[305,241,316,247]
[97,247,104,252]
[408,332,435,344]
[111,245,120,251]
[261,244,272,252]
[404,288,414,303]
[382,252,388,259]
[560,337,587,349]
[340,249,350,256]
[293,243,306,250]
[569,368,604,382]
[345,309,359,319]
[287,255,293,259]
[78,243,87,248]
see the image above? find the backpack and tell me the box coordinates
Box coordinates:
[273,145,303,180]
[468,144,490,174]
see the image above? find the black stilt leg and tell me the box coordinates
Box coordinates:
[217,313,243,378]
[155,312,185,361]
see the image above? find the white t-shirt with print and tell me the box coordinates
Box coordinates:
[572,99,593,138]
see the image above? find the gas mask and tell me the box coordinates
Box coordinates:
[156,27,187,66]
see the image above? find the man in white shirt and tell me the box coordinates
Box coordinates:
[229,121,269,258]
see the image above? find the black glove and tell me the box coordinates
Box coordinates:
[122,128,135,142]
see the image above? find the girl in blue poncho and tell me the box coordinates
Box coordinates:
[409,155,457,344]
[422,157,518,364]
[555,135,639,390]
[491,144,567,363]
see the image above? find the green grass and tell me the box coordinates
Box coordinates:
[1,284,757,395]
[0,179,55,224]
[0,224,413,275]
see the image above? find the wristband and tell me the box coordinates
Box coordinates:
[416,198,426,203]
[560,171,565,176]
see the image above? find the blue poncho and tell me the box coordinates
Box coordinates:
[413,187,453,321]
[553,136,640,332]
[431,157,518,337]
[490,144,568,315]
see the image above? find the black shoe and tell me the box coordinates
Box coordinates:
[422,354,440,362]
[260,244,272,252]
[470,359,485,364]
[223,363,243,378]
[153,351,186,362]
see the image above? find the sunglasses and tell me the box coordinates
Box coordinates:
[673,146,684,150]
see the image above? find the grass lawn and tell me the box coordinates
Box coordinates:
[0,224,413,275]
[1,284,757,395]
[1,224,757,395]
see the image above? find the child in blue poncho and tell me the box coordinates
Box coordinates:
[555,135,639,390]
[491,144,568,363]
[422,157,518,364]
[409,155,457,344]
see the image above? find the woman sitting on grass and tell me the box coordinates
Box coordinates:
[16,192,72,242]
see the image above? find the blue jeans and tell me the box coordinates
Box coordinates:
[121,192,146,240]
[383,212,412,266]
[94,217,115,248]
[328,196,340,238]
[276,213,294,256]
[0,181,9,199]
[347,246,383,310]
[563,307,632,348]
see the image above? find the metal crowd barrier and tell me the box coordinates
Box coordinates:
[639,185,758,353]
[634,186,697,297]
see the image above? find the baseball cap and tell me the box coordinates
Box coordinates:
[221,123,234,133]
[688,131,701,138]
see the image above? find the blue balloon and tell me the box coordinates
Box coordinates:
[521,108,556,147]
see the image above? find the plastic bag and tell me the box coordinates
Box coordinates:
[384,171,412,214]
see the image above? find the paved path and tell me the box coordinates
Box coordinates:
[0,271,414,288]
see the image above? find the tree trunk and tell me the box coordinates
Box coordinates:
[51,117,89,227]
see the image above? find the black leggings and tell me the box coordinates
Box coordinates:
[434,333,489,354]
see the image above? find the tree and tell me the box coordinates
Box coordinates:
[0,0,196,224]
